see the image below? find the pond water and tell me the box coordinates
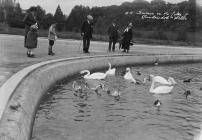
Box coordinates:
[32,63,202,140]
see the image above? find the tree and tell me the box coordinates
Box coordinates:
[42,13,54,29]
[65,5,90,32]
[54,5,65,31]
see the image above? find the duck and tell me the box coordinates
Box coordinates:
[111,90,121,97]
[105,88,121,99]
[154,99,162,107]
[149,75,177,94]
[72,81,82,93]
[136,77,148,84]
[85,79,104,93]
[154,58,159,66]
[105,63,116,76]
[135,70,141,76]
[184,90,191,99]
[183,78,192,83]
[80,70,107,80]
[124,67,136,83]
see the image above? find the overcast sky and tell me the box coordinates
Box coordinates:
[17,0,200,15]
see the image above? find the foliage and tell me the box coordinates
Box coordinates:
[0,0,202,43]
[54,5,65,31]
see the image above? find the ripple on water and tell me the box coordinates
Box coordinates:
[32,63,202,140]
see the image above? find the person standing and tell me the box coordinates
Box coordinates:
[48,22,57,55]
[122,23,133,53]
[81,15,93,53]
[23,6,38,57]
[108,22,118,52]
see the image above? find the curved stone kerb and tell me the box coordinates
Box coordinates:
[0,54,202,140]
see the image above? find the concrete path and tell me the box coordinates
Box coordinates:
[1,34,202,87]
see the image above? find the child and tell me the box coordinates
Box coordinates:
[48,22,57,55]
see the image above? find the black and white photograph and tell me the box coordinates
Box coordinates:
[0,0,202,140]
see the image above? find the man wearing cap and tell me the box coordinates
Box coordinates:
[108,22,118,52]
[81,15,93,53]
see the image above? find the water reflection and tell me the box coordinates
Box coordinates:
[32,63,202,140]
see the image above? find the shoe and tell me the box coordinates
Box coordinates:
[48,52,55,55]
[27,51,30,57]
[29,54,35,58]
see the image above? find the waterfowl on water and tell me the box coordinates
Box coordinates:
[124,67,136,83]
[136,77,148,84]
[183,78,192,83]
[154,58,159,66]
[149,75,177,94]
[72,81,82,93]
[154,99,162,107]
[85,79,104,93]
[184,90,191,99]
[105,62,116,76]
[80,70,107,80]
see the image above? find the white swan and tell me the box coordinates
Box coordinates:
[149,75,177,94]
[105,63,116,76]
[80,70,107,80]
[124,67,136,83]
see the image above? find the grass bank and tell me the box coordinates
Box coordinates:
[0,25,201,47]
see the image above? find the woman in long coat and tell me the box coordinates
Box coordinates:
[23,7,38,57]
[122,23,133,53]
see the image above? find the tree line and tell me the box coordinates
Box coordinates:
[0,0,202,36]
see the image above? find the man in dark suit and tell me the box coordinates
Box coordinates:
[108,22,118,52]
[81,15,93,53]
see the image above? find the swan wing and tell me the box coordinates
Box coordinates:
[124,72,136,83]
[87,72,106,80]
[153,76,169,84]
[150,85,174,94]
[106,68,116,75]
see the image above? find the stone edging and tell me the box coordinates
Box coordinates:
[0,54,202,140]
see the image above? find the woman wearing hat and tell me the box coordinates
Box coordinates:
[23,6,38,57]
[81,15,93,53]
[121,22,133,53]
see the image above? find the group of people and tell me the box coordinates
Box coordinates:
[23,6,134,58]
[23,7,57,58]
[81,15,134,53]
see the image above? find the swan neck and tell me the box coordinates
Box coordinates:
[150,80,155,92]
[108,63,111,69]
[83,70,90,77]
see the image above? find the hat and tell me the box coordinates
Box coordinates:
[128,22,133,27]
[87,15,93,20]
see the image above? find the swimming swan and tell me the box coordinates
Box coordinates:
[106,63,116,76]
[80,70,107,80]
[124,67,136,83]
[149,75,177,94]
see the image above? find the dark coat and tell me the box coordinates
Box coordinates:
[25,28,38,49]
[108,24,118,40]
[23,12,37,36]
[122,28,133,50]
[81,21,93,39]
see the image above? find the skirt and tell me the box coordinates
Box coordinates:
[25,30,38,49]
